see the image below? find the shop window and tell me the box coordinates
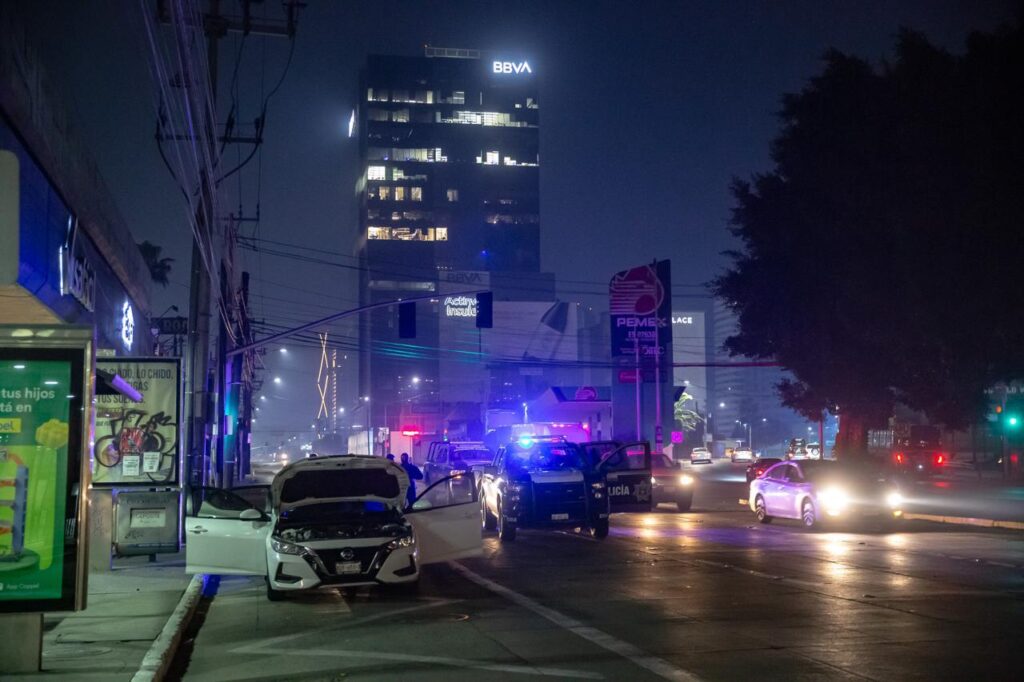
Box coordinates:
[367,165,386,181]
[410,187,423,202]
[394,187,406,201]
[447,189,459,202]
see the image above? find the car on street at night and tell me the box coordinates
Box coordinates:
[650,454,695,511]
[745,457,781,483]
[690,446,712,464]
[749,460,904,529]
[731,447,754,463]
[185,456,481,600]
[480,436,610,540]
[424,441,494,486]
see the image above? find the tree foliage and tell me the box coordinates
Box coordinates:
[137,240,174,287]
[673,391,703,433]
[713,20,1024,442]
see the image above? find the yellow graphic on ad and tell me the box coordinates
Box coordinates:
[0,418,21,434]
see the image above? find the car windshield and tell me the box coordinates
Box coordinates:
[451,449,492,465]
[652,454,675,469]
[508,443,586,472]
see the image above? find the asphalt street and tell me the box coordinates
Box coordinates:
[175,461,1024,681]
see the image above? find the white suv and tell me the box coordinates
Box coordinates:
[185,455,482,600]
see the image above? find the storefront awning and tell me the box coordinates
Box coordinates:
[96,368,142,402]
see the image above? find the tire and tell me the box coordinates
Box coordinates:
[266,578,285,602]
[801,500,817,529]
[482,497,497,531]
[754,495,772,524]
[497,500,517,541]
[676,498,692,513]
[588,518,610,539]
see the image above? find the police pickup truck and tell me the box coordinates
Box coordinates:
[479,436,610,541]
[582,441,695,513]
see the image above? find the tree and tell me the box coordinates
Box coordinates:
[138,241,174,287]
[673,391,703,433]
[713,20,1024,454]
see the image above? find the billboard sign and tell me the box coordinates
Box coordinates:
[92,359,181,486]
[609,261,672,380]
[0,327,91,613]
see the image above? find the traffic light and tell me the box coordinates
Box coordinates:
[475,292,493,328]
[398,301,416,338]
[1000,399,1022,433]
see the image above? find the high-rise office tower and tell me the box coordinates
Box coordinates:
[354,47,551,444]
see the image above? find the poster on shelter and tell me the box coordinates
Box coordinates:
[0,359,71,603]
[92,359,181,486]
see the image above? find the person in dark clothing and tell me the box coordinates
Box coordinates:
[401,452,423,508]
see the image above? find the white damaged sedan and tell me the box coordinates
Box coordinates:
[185,455,482,599]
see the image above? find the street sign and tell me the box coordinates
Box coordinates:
[153,316,188,335]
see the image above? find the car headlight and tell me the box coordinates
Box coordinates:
[591,481,606,490]
[387,533,416,550]
[886,491,903,509]
[270,537,305,555]
[817,487,849,512]
[678,474,694,486]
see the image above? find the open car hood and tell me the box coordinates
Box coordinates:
[272,456,409,512]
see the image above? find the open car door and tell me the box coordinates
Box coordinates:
[406,474,482,564]
[595,441,654,513]
[185,486,272,576]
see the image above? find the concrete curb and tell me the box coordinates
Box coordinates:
[903,513,1024,531]
[131,574,206,682]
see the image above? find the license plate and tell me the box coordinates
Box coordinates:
[336,561,361,575]
[551,513,569,521]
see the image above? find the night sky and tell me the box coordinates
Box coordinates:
[19,0,1019,445]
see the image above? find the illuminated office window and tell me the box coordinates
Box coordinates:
[367,109,388,121]
[394,187,406,201]
[447,189,459,202]
[410,187,423,202]
[484,151,499,165]
[392,109,409,123]
[391,89,410,102]
[368,227,389,240]
[436,227,448,241]
[367,166,386,181]
[378,186,391,200]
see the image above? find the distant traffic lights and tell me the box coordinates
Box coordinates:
[475,292,493,328]
[398,301,416,338]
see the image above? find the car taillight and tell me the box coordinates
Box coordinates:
[934,453,945,466]
[894,452,904,464]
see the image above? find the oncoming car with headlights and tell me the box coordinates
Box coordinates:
[185,456,481,600]
[749,460,904,529]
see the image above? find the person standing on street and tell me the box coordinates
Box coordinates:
[400,452,423,508]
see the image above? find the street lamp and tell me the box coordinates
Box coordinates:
[411,376,420,385]
[273,376,282,384]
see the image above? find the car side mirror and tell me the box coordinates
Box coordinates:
[239,508,264,521]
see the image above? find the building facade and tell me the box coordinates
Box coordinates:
[355,47,553,443]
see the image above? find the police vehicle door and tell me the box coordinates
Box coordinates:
[589,441,654,513]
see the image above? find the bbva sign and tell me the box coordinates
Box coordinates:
[493,60,532,75]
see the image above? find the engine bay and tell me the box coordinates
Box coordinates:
[276,519,410,543]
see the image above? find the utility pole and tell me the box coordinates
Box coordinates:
[161,0,301,489]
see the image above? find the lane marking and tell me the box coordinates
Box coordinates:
[451,562,703,682]
[236,646,603,678]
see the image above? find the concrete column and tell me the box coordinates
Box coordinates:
[0,613,42,673]
[88,488,113,572]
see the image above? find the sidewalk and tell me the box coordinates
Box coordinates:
[6,553,194,681]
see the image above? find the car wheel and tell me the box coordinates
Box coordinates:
[754,495,772,524]
[497,500,517,541]
[266,578,285,602]
[481,497,497,531]
[588,518,610,539]
[676,498,692,513]
[801,500,817,529]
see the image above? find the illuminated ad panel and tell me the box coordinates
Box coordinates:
[0,327,91,613]
[92,359,182,486]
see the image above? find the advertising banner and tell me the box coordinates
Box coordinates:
[92,359,181,486]
[0,329,90,613]
[609,260,673,380]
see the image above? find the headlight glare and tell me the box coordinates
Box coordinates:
[886,491,903,509]
[270,537,304,555]
[678,474,694,486]
[818,487,849,511]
